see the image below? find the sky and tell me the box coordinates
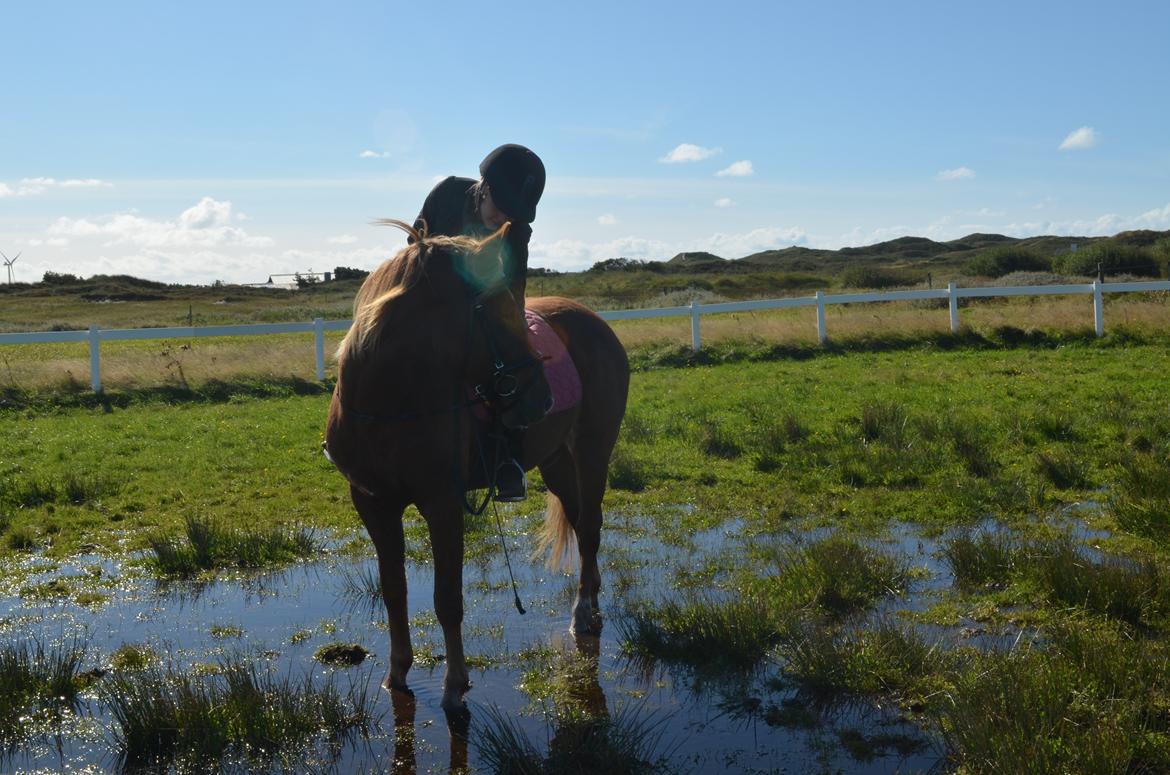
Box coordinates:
[2,0,1169,286]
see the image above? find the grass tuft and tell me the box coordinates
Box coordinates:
[1107,450,1170,540]
[698,418,742,459]
[475,703,674,775]
[943,529,1018,589]
[607,446,648,492]
[148,515,318,576]
[617,594,778,672]
[0,639,89,754]
[1030,537,1167,626]
[769,536,911,616]
[101,658,378,771]
[1035,448,1093,489]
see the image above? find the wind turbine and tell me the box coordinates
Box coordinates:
[0,251,19,284]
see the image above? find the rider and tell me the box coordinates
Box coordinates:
[412,144,546,502]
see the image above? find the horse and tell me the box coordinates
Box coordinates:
[324,221,630,712]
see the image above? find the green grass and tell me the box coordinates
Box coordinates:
[100,658,378,771]
[937,620,1170,774]
[767,536,911,616]
[475,704,674,775]
[617,594,778,672]
[943,529,1018,589]
[0,639,90,754]
[147,514,318,576]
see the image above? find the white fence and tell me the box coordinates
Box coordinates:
[1,279,1167,393]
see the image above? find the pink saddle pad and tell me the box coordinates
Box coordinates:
[471,310,581,420]
[526,309,581,415]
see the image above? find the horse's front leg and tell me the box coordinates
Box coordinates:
[418,495,469,712]
[352,487,413,692]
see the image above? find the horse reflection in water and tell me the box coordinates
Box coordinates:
[325,221,629,715]
[387,633,609,774]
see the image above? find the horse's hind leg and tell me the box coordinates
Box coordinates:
[535,447,599,636]
[351,487,413,692]
[572,447,608,636]
[539,444,604,635]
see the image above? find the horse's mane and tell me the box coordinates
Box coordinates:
[337,219,511,362]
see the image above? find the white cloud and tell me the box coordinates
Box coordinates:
[714,197,735,208]
[328,234,359,245]
[715,160,753,177]
[49,197,273,250]
[1,176,112,196]
[1059,126,1098,151]
[360,149,390,159]
[937,166,975,181]
[597,214,618,226]
[59,178,112,188]
[659,143,722,163]
[1005,201,1170,237]
[530,225,807,270]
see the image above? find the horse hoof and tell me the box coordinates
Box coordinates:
[570,612,603,636]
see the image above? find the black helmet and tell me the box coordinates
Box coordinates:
[479,144,545,224]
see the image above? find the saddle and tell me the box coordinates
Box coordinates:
[473,309,581,422]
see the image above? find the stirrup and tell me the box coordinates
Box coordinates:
[493,459,527,502]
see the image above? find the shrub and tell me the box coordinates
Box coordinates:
[1052,241,1160,278]
[839,266,910,289]
[964,247,1051,278]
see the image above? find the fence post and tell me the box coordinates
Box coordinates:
[948,282,959,333]
[815,291,826,344]
[1092,280,1104,337]
[314,318,326,380]
[88,324,102,393]
[689,301,701,352]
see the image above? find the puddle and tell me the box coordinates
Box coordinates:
[0,516,959,773]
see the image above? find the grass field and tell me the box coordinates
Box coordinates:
[3,326,1170,770]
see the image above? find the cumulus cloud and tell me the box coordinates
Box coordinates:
[1059,126,1098,151]
[360,149,390,159]
[714,197,735,208]
[659,143,722,163]
[328,234,359,245]
[937,166,975,181]
[49,197,273,250]
[597,214,618,226]
[715,160,753,177]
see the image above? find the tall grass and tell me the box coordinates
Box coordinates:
[943,529,1018,589]
[769,536,912,616]
[475,703,674,775]
[938,621,1170,773]
[617,595,778,672]
[1107,450,1170,540]
[148,515,318,576]
[779,620,950,707]
[1030,537,1167,626]
[101,658,378,770]
[0,639,90,753]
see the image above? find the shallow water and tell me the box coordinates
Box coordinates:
[1,512,948,774]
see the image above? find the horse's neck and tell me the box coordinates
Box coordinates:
[342,339,463,413]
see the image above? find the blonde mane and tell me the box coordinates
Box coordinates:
[337,219,512,362]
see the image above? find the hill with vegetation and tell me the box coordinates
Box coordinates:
[1,229,1167,332]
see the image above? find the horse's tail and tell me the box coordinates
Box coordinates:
[535,492,576,572]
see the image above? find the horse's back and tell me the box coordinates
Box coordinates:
[527,296,629,431]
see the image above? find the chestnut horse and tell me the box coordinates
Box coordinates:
[325,222,629,712]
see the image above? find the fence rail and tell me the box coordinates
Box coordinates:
[1,280,1166,393]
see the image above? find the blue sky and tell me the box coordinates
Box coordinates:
[2,1,1168,285]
